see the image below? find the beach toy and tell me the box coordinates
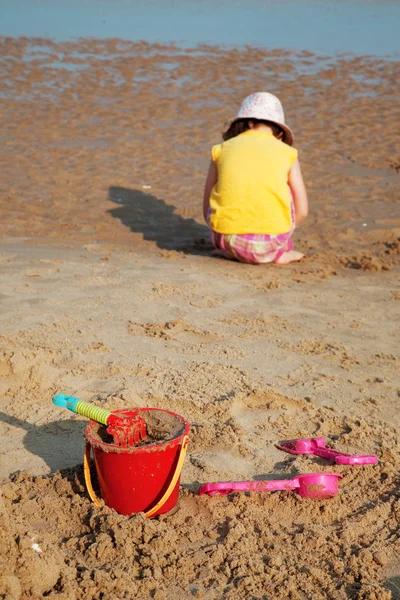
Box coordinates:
[275,436,378,465]
[52,395,190,517]
[52,394,147,447]
[199,472,343,499]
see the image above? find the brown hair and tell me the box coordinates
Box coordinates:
[222,118,286,143]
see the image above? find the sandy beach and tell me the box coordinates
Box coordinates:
[0,32,400,599]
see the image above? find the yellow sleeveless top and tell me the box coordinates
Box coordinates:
[209,130,298,234]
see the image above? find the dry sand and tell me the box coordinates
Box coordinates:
[0,37,399,599]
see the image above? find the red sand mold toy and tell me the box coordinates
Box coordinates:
[199,472,343,499]
[276,436,378,465]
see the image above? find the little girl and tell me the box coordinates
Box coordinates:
[203,92,308,265]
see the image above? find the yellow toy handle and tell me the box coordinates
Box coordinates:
[83,435,189,518]
[83,443,102,507]
[145,435,189,518]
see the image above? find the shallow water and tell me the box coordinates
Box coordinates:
[1,0,400,56]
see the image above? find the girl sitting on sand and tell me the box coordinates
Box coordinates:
[203,92,308,265]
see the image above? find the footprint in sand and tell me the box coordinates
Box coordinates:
[128,319,221,344]
[190,449,255,480]
[230,392,317,454]
[231,391,304,427]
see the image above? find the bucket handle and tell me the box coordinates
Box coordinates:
[83,435,190,518]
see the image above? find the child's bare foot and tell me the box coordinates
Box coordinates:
[274,250,305,264]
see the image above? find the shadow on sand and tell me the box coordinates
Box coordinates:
[386,576,400,599]
[108,186,211,254]
[1,411,86,474]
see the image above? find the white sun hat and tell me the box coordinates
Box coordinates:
[230,92,294,146]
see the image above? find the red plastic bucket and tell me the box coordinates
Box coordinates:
[83,408,190,517]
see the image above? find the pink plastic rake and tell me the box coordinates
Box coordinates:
[276,436,378,465]
[199,472,343,499]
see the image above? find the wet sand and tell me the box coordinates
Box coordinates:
[0,37,400,599]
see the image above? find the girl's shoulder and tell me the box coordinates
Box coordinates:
[211,135,241,161]
[211,141,224,162]
[273,137,298,164]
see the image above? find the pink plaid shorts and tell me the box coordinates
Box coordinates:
[207,206,295,265]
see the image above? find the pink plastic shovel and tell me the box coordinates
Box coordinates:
[276,437,378,465]
[198,472,343,499]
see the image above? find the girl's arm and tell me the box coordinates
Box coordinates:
[203,160,218,222]
[289,158,308,226]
